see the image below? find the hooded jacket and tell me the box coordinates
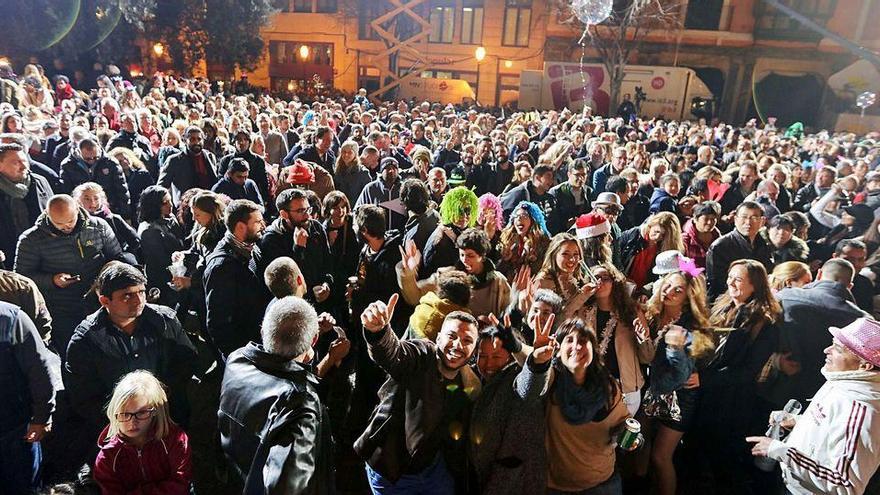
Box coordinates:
[768,369,880,495]
[397,258,511,320]
[406,292,470,341]
[93,423,191,495]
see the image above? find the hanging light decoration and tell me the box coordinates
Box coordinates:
[571,0,613,25]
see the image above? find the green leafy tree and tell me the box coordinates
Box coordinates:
[204,0,277,71]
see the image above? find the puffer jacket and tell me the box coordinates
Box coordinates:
[93,423,192,495]
[14,208,127,315]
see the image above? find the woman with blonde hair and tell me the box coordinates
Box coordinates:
[769,261,812,292]
[157,127,183,170]
[617,212,684,288]
[333,140,371,205]
[640,266,714,495]
[73,182,141,257]
[108,146,154,219]
[534,233,594,321]
[93,371,191,494]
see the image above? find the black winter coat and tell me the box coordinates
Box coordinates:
[59,155,130,215]
[258,218,334,294]
[0,173,52,270]
[64,304,196,430]
[203,237,272,360]
[158,150,218,204]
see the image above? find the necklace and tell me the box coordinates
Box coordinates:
[588,305,618,358]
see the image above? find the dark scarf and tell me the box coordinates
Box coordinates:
[553,363,607,425]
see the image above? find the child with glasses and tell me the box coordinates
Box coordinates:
[93,370,192,494]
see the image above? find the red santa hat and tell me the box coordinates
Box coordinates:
[575,213,610,240]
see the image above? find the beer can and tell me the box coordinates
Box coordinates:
[618,418,641,450]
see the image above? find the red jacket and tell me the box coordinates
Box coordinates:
[93,423,192,495]
[681,218,719,269]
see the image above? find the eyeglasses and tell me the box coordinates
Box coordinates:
[115,408,156,422]
[289,206,313,215]
[593,273,613,283]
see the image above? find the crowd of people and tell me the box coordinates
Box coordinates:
[1,60,880,495]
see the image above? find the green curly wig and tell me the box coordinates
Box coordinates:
[440,186,479,228]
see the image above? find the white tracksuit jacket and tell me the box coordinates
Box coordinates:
[768,368,880,495]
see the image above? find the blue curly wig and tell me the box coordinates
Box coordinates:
[509,201,550,236]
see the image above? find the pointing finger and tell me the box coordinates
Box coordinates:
[386,293,399,320]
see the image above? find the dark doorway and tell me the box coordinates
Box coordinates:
[751,73,824,127]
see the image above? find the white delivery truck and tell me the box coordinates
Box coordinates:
[519,62,716,120]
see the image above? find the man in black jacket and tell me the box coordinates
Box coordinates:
[63,263,195,474]
[500,164,557,233]
[771,258,868,405]
[705,201,773,300]
[791,166,835,213]
[285,125,335,172]
[218,296,334,493]
[158,126,218,205]
[259,188,333,308]
[401,178,440,254]
[106,113,155,167]
[0,143,52,269]
[204,199,271,361]
[356,295,480,492]
[59,137,130,215]
[550,160,591,232]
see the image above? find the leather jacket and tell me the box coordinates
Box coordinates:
[219,343,335,495]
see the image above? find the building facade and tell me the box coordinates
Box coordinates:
[249,0,880,126]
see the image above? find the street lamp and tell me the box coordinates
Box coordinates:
[152,42,165,57]
[474,46,486,103]
[299,44,310,61]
